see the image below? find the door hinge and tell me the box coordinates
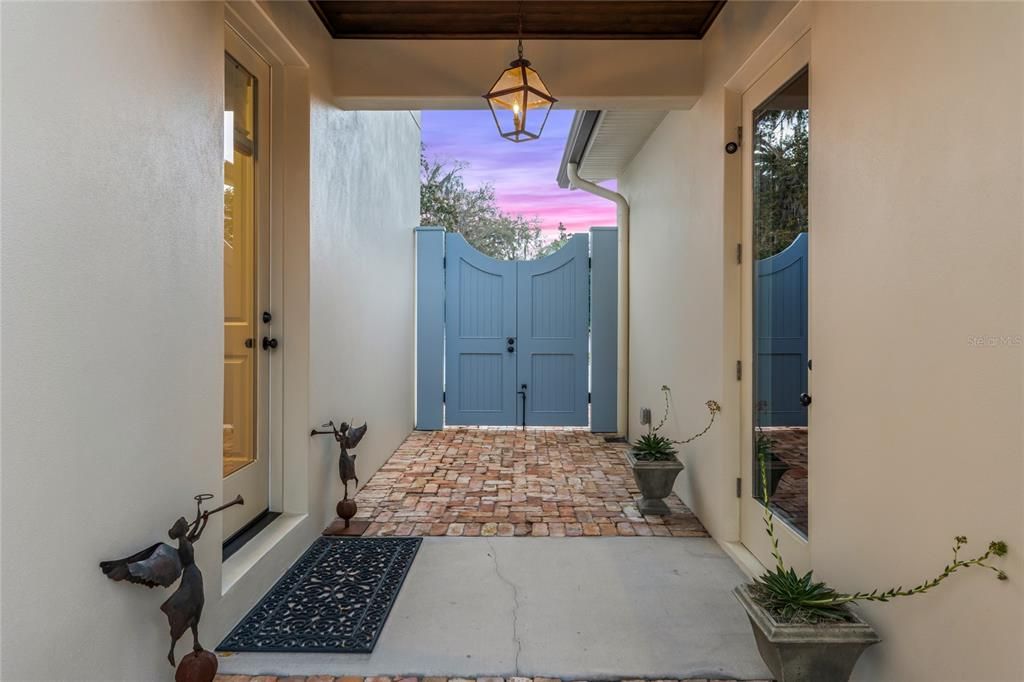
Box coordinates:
[735,360,742,381]
[588,391,592,404]
[736,477,742,498]
[737,125,743,147]
[442,256,447,269]
[735,243,742,265]
[442,390,446,403]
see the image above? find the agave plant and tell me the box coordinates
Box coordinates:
[631,433,678,461]
[751,567,851,623]
[751,452,1009,624]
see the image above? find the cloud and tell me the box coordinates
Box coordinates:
[422,109,617,231]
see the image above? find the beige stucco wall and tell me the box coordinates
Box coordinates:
[2,3,226,679]
[622,1,1023,680]
[0,1,419,679]
[808,2,1022,680]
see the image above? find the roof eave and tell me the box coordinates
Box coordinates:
[556,110,602,189]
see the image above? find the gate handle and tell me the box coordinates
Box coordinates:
[517,384,527,430]
[799,392,812,407]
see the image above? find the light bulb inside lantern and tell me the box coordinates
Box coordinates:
[512,101,522,130]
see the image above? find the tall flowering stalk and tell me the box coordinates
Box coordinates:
[632,386,721,461]
[651,385,721,442]
[752,452,1009,623]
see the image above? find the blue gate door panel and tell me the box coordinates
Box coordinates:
[516,234,590,426]
[444,234,518,426]
[755,232,808,427]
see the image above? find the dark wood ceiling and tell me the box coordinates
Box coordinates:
[309,1,727,40]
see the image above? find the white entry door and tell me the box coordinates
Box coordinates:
[739,33,811,573]
[222,29,273,540]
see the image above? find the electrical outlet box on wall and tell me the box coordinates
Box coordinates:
[640,407,651,425]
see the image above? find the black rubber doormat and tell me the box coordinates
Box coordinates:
[217,536,421,653]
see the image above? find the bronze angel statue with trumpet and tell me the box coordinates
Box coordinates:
[311,419,368,535]
[99,493,243,669]
[311,420,367,499]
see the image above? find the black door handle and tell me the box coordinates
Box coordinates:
[262,336,278,351]
[244,338,254,349]
[507,345,515,353]
[799,392,812,407]
[517,384,527,430]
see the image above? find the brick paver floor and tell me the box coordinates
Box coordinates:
[761,426,807,535]
[218,671,774,675]
[351,428,708,538]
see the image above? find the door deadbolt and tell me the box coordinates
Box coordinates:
[262,311,273,324]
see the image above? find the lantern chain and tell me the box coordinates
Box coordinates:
[517,0,524,61]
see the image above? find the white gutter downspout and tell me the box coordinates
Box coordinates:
[567,162,629,437]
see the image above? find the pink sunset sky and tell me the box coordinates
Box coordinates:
[421,109,616,235]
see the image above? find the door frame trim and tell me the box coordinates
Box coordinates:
[223,27,274,540]
[223,3,311,564]
[737,31,812,574]
[721,0,812,566]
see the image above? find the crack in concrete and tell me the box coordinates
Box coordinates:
[486,539,523,676]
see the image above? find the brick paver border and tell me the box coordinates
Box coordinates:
[214,671,770,675]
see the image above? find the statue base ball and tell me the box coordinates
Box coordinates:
[322,498,369,536]
[175,650,217,682]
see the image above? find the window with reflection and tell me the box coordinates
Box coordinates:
[752,69,809,536]
[223,54,258,478]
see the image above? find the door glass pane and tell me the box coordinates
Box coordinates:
[223,54,258,478]
[752,69,809,536]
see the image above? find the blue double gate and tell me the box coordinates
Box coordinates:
[415,227,618,431]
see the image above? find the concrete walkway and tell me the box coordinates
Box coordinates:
[217,538,771,680]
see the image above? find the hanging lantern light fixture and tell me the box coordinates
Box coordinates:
[483,4,557,142]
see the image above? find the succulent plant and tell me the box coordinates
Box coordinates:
[632,433,679,461]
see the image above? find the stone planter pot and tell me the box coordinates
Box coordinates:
[626,450,684,515]
[733,583,880,682]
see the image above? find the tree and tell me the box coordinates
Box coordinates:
[420,148,550,260]
[536,222,570,258]
[753,109,808,259]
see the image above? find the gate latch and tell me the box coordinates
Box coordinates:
[517,384,527,430]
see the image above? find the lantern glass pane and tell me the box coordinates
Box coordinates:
[491,66,526,96]
[524,90,553,134]
[488,94,529,136]
[523,66,552,98]
[490,87,526,115]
